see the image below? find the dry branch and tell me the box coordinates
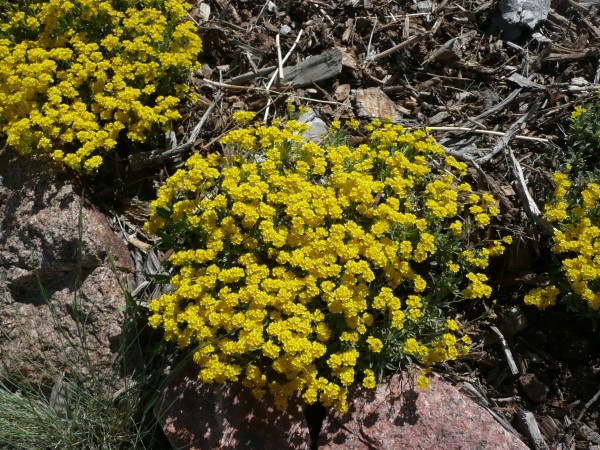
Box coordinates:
[366,32,430,62]
[507,147,557,235]
[476,100,540,165]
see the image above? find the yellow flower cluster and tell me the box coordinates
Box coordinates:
[0,0,201,172]
[571,105,587,119]
[145,118,506,412]
[536,174,600,312]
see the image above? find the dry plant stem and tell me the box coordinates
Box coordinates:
[217,0,234,21]
[507,146,557,235]
[245,0,270,34]
[470,87,523,122]
[127,91,224,171]
[202,78,290,93]
[263,30,304,121]
[490,325,520,376]
[202,79,342,105]
[365,18,377,58]
[576,386,600,422]
[366,31,430,62]
[475,100,541,165]
[188,91,224,143]
[427,126,549,143]
[276,34,285,81]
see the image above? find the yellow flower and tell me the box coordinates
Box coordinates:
[571,105,587,118]
[0,0,202,171]
[366,336,383,353]
[524,285,560,310]
[416,374,430,390]
[445,319,460,331]
[362,369,376,389]
[232,110,256,124]
[404,338,420,355]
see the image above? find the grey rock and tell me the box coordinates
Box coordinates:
[500,0,551,29]
[299,109,329,144]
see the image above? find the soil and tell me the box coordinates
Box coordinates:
[98,0,600,448]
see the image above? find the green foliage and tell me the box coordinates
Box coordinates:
[566,101,600,178]
[0,0,201,172]
[526,98,600,320]
[528,173,600,318]
[144,116,508,412]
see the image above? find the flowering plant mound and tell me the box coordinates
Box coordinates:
[145,115,508,412]
[0,0,201,172]
[526,169,600,314]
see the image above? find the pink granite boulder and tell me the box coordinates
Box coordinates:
[318,371,530,450]
[154,362,311,449]
[0,152,133,387]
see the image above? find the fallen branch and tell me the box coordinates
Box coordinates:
[576,385,600,422]
[516,410,549,450]
[507,146,557,235]
[459,382,525,440]
[427,126,549,143]
[469,87,523,124]
[202,79,342,104]
[476,100,540,165]
[490,325,520,376]
[202,78,290,93]
[366,32,430,62]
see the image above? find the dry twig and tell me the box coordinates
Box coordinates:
[476,100,541,165]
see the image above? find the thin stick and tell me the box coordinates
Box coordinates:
[318,7,334,26]
[275,34,285,81]
[576,386,600,422]
[471,87,522,122]
[507,146,557,235]
[203,78,290,92]
[188,91,224,143]
[365,18,378,58]
[245,0,270,34]
[202,79,342,105]
[425,126,549,143]
[367,32,429,62]
[490,326,520,376]
[263,30,304,121]
[476,100,540,164]
[217,0,233,21]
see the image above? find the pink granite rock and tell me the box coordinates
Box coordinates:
[318,371,530,450]
[0,152,133,387]
[154,362,311,449]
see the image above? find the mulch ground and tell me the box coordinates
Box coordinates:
[105,1,600,448]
